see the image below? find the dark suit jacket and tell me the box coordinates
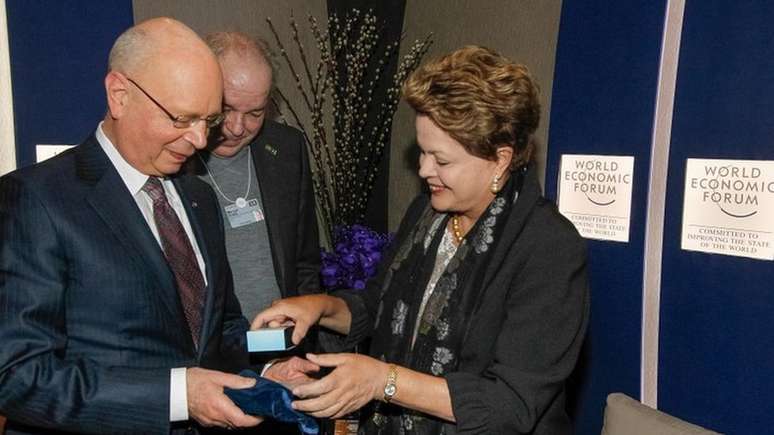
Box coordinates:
[0,135,249,434]
[192,120,321,297]
[343,164,590,434]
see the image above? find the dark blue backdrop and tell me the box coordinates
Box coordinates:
[546,1,667,434]
[658,2,774,433]
[7,1,774,434]
[6,0,134,168]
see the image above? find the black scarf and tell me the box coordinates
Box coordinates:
[362,167,526,434]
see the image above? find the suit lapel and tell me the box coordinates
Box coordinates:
[77,137,194,350]
[250,138,288,291]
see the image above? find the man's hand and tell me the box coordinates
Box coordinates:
[187,367,263,429]
[263,356,320,390]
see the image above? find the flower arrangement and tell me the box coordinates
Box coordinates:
[266,9,432,290]
[320,225,393,291]
[266,10,432,248]
[265,10,431,291]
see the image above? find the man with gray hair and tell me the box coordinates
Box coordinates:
[191,32,321,322]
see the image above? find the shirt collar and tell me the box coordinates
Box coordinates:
[95,121,150,196]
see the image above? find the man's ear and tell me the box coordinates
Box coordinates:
[105,71,129,119]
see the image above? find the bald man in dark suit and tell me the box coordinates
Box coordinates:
[0,18,270,434]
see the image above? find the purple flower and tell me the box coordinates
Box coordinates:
[342,253,358,266]
[321,265,339,278]
[319,225,392,291]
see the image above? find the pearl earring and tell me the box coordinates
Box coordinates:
[490,174,502,194]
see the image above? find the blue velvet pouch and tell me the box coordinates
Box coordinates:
[224,369,319,435]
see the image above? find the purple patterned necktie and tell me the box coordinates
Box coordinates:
[142,177,205,346]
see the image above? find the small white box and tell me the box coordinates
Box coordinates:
[246,326,295,352]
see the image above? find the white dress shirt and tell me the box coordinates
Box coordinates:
[96,123,206,422]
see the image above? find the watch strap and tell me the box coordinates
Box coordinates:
[383,364,398,403]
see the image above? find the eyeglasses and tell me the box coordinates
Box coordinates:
[125,77,225,129]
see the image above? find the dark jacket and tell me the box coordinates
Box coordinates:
[0,135,249,434]
[189,120,321,297]
[343,165,590,434]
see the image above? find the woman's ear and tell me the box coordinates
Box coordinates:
[105,71,129,119]
[495,146,514,175]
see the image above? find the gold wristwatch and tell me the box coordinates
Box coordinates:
[383,364,398,403]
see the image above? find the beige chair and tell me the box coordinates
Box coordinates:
[601,393,722,435]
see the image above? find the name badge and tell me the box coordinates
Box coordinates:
[224,199,264,228]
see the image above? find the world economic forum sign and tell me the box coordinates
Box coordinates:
[682,158,774,260]
[557,154,635,243]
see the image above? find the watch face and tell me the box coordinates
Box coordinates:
[385,384,397,396]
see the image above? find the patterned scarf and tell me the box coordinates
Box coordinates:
[362,167,525,434]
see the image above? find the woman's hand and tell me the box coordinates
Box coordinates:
[251,294,353,343]
[251,295,329,345]
[291,353,389,419]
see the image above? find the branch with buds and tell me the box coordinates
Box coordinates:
[267,9,432,247]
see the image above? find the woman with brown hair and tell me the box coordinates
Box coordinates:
[253,45,589,434]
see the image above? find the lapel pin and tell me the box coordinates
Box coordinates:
[264,144,278,156]
[191,201,198,208]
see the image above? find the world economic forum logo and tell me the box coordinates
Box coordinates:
[690,164,774,219]
[564,159,631,207]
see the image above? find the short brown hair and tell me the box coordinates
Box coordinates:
[403,45,541,168]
